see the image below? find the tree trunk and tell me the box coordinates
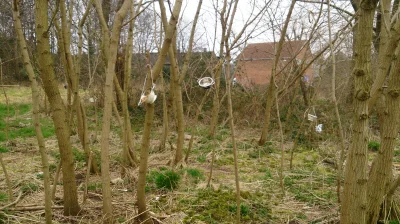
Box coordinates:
[159,73,169,151]
[259,0,296,146]
[168,47,184,166]
[12,1,52,221]
[340,1,376,223]
[136,103,155,223]
[225,52,241,224]
[34,0,80,216]
[366,38,400,224]
[327,0,346,204]
[136,1,183,221]
[93,0,133,221]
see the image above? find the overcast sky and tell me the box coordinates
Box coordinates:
[153,0,354,57]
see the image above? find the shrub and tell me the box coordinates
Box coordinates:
[186,168,203,179]
[72,147,86,162]
[155,170,181,190]
[21,183,39,193]
[0,192,8,202]
[368,141,380,151]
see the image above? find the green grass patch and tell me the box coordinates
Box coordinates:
[72,147,86,162]
[21,183,39,193]
[186,168,204,183]
[0,147,8,153]
[181,188,270,223]
[197,154,206,163]
[368,141,380,151]
[0,192,8,202]
[0,103,55,142]
[147,168,181,191]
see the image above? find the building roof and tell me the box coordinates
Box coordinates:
[238,40,309,61]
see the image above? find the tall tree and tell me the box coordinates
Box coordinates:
[93,0,133,222]
[12,1,52,222]
[34,0,80,216]
[160,0,203,166]
[136,0,183,222]
[259,0,296,146]
[340,0,377,223]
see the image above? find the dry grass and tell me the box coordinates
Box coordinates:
[1,86,399,223]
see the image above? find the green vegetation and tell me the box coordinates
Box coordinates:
[0,147,8,153]
[21,183,39,193]
[0,192,8,202]
[155,170,180,190]
[0,103,55,142]
[186,168,204,183]
[368,141,380,151]
[72,147,86,162]
[86,183,102,191]
[147,168,181,191]
[181,188,270,223]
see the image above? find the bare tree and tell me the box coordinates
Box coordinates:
[34,0,80,216]
[136,1,183,222]
[93,0,133,221]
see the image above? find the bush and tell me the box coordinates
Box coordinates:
[155,170,181,190]
[368,141,380,151]
[21,183,39,193]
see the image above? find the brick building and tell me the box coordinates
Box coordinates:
[234,40,314,88]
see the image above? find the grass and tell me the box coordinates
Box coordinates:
[0,192,8,202]
[147,168,181,191]
[21,183,39,193]
[0,103,55,142]
[368,141,380,151]
[180,188,270,224]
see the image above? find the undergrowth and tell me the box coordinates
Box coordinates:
[0,103,55,142]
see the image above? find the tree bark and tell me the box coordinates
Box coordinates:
[340,1,376,223]
[34,0,80,216]
[366,31,400,224]
[136,1,183,222]
[94,0,133,222]
[259,0,296,146]
[12,0,52,222]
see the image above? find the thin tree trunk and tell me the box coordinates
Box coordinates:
[96,0,133,220]
[0,154,13,203]
[121,1,142,172]
[76,0,99,174]
[327,0,346,204]
[225,53,241,223]
[35,0,80,215]
[136,103,155,223]
[159,72,169,151]
[185,89,210,162]
[136,1,183,221]
[12,1,51,221]
[259,0,296,146]
[0,59,10,142]
[275,87,285,195]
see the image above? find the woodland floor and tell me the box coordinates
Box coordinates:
[0,87,400,224]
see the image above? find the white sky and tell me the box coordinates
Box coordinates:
[153,0,354,57]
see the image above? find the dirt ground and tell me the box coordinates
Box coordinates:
[1,86,399,223]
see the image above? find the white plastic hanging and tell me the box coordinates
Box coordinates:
[138,65,157,106]
[198,77,215,89]
[315,124,323,133]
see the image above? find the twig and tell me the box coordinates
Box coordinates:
[0,191,22,210]
[82,152,93,204]
[122,209,150,224]
[7,205,63,211]
[0,85,19,87]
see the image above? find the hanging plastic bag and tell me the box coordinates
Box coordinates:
[315,124,323,133]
